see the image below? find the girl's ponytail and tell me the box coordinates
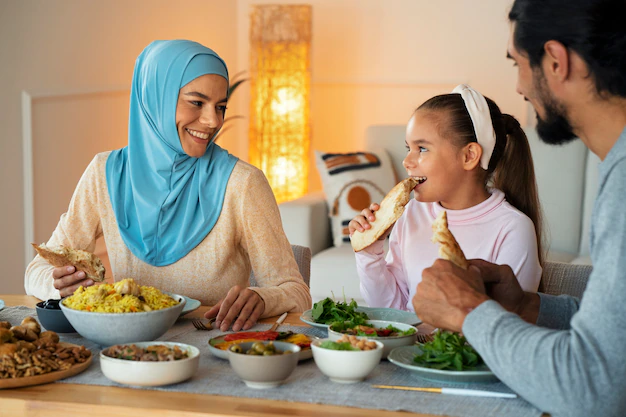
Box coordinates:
[490,112,544,265]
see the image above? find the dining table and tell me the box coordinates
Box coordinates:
[0,294,547,417]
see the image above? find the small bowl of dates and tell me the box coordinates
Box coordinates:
[36,299,76,333]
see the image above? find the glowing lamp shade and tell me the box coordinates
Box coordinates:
[249,5,312,204]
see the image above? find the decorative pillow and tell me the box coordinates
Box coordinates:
[315,150,397,247]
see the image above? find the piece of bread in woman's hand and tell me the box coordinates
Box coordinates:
[31,243,106,282]
[431,211,468,269]
[350,177,419,252]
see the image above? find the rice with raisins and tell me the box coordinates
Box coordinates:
[63,279,178,313]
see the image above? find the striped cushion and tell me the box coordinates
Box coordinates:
[315,150,396,247]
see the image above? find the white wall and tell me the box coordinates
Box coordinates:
[1,0,525,294]
[0,0,238,294]
[236,0,526,192]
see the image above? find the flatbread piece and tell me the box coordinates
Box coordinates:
[351,177,419,252]
[31,243,106,282]
[431,211,468,269]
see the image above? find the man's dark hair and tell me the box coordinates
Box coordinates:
[509,0,626,98]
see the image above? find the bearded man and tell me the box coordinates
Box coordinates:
[412,1,626,416]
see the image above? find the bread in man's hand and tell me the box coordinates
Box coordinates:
[351,177,419,252]
[431,211,468,269]
[32,243,106,282]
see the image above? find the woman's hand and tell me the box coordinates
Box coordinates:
[348,203,391,240]
[52,266,94,297]
[204,285,265,332]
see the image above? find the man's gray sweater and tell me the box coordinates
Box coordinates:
[464,127,626,417]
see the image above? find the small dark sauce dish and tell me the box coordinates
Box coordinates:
[35,299,76,333]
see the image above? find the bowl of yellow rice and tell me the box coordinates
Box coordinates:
[60,278,186,346]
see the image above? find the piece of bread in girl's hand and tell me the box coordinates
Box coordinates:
[431,211,469,269]
[31,243,106,282]
[350,177,419,252]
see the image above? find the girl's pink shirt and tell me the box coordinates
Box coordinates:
[355,189,541,311]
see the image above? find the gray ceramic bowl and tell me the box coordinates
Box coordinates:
[36,299,76,333]
[227,341,300,389]
[60,294,186,346]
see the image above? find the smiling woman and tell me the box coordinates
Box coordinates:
[176,74,229,158]
[24,40,311,331]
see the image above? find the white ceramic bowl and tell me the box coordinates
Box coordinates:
[60,294,186,346]
[311,338,383,383]
[328,320,417,359]
[227,341,300,389]
[100,341,199,386]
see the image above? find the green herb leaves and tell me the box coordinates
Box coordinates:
[311,297,369,325]
[319,341,359,351]
[413,330,483,371]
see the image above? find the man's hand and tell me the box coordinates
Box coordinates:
[412,259,490,332]
[53,266,94,297]
[204,285,265,332]
[470,259,540,323]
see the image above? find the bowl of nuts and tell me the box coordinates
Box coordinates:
[311,336,384,383]
[226,341,300,389]
[0,317,91,386]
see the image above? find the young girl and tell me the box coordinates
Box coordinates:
[349,84,542,311]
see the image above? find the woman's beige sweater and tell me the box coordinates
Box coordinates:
[25,152,311,317]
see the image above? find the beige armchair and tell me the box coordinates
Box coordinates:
[539,261,592,298]
[250,244,312,288]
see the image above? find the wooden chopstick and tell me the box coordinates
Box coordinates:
[269,312,288,332]
[372,385,517,398]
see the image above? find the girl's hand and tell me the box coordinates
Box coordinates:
[52,266,94,297]
[204,285,265,332]
[348,203,390,240]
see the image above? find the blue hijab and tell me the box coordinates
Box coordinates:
[106,40,238,266]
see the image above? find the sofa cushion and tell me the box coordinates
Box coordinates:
[571,255,592,265]
[309,244,377,306]
[278,191,332,256]
[525,128,589,257]
[365,125,408,180]
[578,151,601,257]
[545,250,577,264]
[314,150,396,247]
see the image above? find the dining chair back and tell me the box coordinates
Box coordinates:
[539,261,593,298]
[249,244,312,288]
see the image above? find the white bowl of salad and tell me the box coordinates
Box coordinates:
[328,320,417,359]
[311,337,383,383]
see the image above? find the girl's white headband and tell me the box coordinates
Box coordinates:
[452,84,496,170]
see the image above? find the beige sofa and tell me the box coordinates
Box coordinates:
[279,125,599,305]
